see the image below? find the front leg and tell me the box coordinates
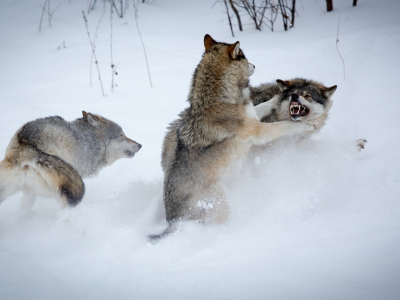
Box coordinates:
[251,120,315,146]
[254,99,275,120]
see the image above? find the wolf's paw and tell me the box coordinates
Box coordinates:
[302,122,316,132]
[356,139,367,151]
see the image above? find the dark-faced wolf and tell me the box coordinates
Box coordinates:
[250,78,366,150]
[150,35,315,240]
[251,78,337,137]
[0,111,142,210]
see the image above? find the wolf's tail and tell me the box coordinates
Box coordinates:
[0,145,84,207]
[148,221,178,242]
[26,148,85,206]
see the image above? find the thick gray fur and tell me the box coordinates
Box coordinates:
[0,112,141,209]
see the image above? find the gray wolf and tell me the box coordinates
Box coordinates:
[250,78,367,150]
[0,111,142,210]
[251,78,337,137]
[150,35,315,240]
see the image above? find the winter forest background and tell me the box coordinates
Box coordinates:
[0,0,399,299]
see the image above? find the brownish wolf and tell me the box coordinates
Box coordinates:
[150,35,315,240]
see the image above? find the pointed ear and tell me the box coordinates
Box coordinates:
[204,34,217,51]
[82,111,88,118]
[276,79,291,92]
[87,113,100,126]
[322,85,337,98]
[227,41,240,60]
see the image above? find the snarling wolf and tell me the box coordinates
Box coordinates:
[250,78,366,150]
[0,111,141,210]
[150,35,315,240]
[251,78,337,137]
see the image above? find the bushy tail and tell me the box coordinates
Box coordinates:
[25,148,85,206]
[148,221,178,242]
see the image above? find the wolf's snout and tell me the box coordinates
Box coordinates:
[248,63,255,76]
[136,143,142,150]
[289,93,310,118]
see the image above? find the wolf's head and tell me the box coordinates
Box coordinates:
[191,34,255,103]
[179,35,255,148]
[82,111,142,163]
[275,78,336,122]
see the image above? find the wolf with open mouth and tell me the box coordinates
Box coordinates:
[251,78,337,134]
[251,78,367,150]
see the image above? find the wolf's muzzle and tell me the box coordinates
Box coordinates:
[248,63,255,76]
[290,93,310,118]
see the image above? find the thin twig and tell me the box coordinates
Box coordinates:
[336,15,346,80]
[312,0,324,13]
[110,4,115,92]
[38,0,48,32]
[50,3,62,17]
[82,11,105,96]
[223,0,235,37]
[133,1,153,88]
[48,0,51,27]
[56,41,66,50]
[90,7,105,87]
[229,0,243,31]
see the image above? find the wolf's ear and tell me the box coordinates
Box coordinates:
[204,34,217,51]
[86,113,100,126]
[322,85,337,98]
[276,79,291,91]
[82,111,88,118]
[227,42,240,60]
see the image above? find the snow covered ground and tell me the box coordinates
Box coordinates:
[0,0,399,299]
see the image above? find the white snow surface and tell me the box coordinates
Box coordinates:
[1,0,400,299]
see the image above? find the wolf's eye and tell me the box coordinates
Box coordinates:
[304,95,312,100]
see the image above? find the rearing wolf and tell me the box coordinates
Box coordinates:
[150,35,315,240]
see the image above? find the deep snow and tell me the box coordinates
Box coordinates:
[0,0,399,299]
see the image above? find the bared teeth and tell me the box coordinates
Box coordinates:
[290,104,308,115]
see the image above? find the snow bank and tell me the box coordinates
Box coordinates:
[0,0,399,299]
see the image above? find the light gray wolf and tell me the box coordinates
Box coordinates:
[150,35,315,240]
[0,111,142,210]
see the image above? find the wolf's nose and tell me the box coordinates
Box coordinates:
[137,143,142,150]
[291,93,299,101]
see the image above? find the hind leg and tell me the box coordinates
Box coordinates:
[0,161,20,206]
[60,197,69,209]
[0,181,20,207]
[196,186,229,225]
[19,192,37,211]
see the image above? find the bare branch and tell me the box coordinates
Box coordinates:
[336,15,346,80]
[229,0,243,31]
[90,6,105,87]
[133,1,153,88]
[38,0,48,32]
[223,0,235,37]
[110,4,115,92]
[82,11,105,96]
